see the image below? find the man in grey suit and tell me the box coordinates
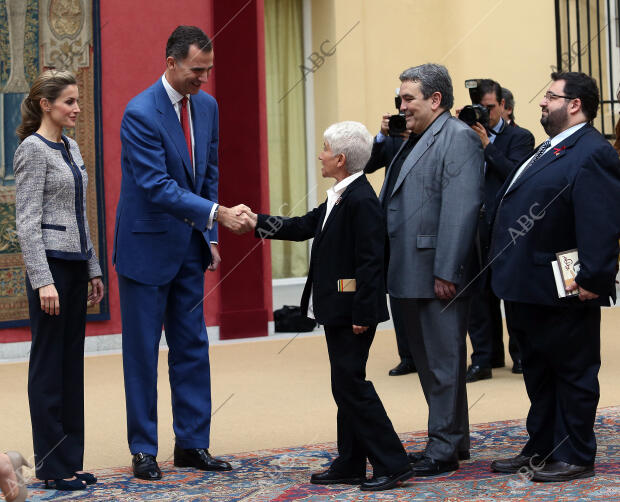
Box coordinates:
[380,64,483,476]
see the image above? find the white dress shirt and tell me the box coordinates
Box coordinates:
[161,74,217,234]
[308,171,364,319]
[322,171,364,229]
[507,122,586,191]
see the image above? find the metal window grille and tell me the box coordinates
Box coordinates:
[554,0,620,139]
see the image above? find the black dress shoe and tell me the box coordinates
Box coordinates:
[44,478,87,491]
[388,361,417,376]
[466,365,492,383]
[512,360,523,374]
[532,461,594,482]
[360,466,414,491]
[132,453,162,480]
[412,456,458,476]
[173,445,232,471]
[310,468,365,485]
[408,450,469,463]
[490,454,532,473]
[74,471,97,485]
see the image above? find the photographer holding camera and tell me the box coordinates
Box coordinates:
[364,95,416,377]
[458,79,535,383]
[365,93,411,175]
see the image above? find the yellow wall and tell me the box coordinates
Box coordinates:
[310,0,556,195]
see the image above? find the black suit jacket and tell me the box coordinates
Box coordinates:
[489,124,620,307]
[364,136,406,174]
[256,175,389,327]
[479,123,535,250]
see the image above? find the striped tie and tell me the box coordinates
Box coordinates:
[513,139,551,183]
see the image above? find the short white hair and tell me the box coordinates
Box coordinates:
[323,121,373,174]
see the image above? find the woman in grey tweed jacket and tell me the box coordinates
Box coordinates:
[13,70,104,492]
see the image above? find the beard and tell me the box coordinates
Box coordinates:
[540,104,569,137]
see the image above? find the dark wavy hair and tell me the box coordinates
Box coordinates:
[551,71,599,121]
[16,69,76,141]
[166,25,212,60]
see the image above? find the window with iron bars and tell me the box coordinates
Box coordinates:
[554,0,620,139]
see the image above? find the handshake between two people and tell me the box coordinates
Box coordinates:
[217,204,258,235]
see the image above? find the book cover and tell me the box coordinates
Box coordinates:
[554,248,580,297]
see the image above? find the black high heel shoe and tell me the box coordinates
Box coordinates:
[74,471,97,485]
[44,478,87,490]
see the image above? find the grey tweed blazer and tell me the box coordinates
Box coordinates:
[14,133,102,289]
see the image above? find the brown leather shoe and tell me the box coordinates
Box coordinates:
[490,454,532,473]
[532,461,594,482]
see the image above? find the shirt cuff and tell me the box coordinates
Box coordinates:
[206,203,219,230]
[375,132,386,143]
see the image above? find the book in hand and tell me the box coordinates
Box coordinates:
[551,248,579,298]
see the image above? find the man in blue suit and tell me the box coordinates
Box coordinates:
[114,25,245,480]
[489,72,620,481]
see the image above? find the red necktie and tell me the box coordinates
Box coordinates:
[180,96,193,168]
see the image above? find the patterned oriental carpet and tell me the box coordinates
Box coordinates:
[25,406,620,501]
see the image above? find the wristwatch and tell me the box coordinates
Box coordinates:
[213,205,219,222]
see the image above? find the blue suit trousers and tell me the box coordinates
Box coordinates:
[118,231,212,456]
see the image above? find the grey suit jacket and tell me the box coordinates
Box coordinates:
[14,133,102,289]
[381,112,483,298]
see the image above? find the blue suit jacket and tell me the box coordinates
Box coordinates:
[490,124,620,307]
[113,79,219,285]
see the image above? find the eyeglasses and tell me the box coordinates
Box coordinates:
[543,91,575,101]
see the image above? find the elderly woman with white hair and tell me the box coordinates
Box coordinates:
[240,121,413,491]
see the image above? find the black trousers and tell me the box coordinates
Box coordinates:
[324,325,409,477]
[26,258,89,479]
[468,288,520,367]
[389,295,414,365]
[504,301,601,466]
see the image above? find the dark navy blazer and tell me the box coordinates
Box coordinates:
[489,124,620,307]
[255,175,390,327]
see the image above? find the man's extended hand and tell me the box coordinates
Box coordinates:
[352,325,368,334]
[208,243,221,271]
[434,277,457,300]
[566,281,599,301]
[217,204,252,234]
[237,207,258,234]
[471,122,490,148]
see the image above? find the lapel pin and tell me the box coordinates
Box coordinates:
[553,146,566,156]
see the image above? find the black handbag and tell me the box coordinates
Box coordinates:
[273,305,317,332]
